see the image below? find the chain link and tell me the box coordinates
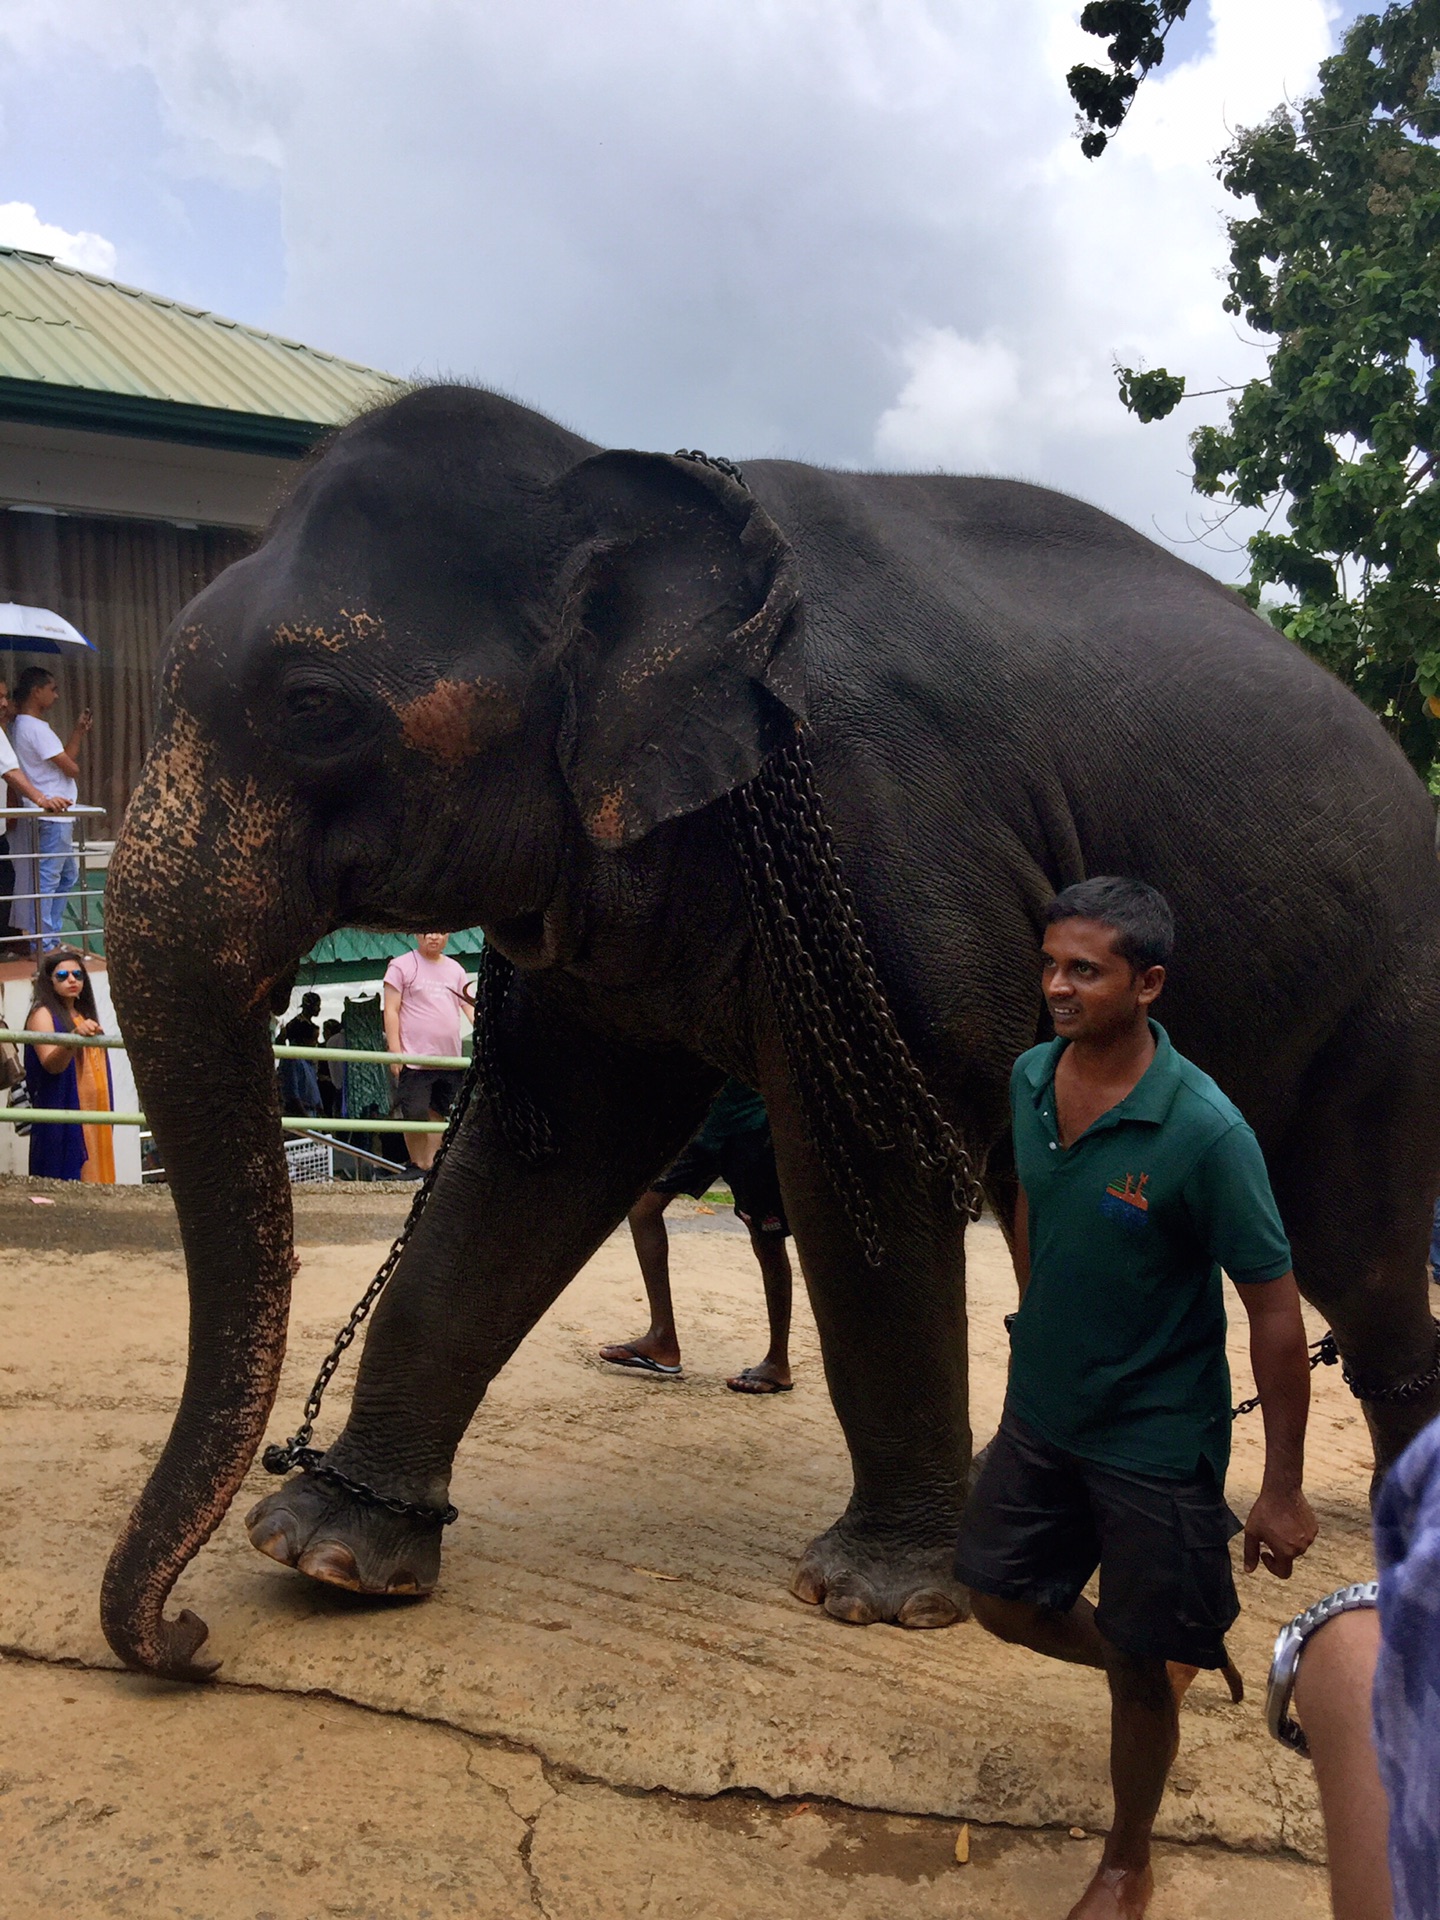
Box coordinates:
[261,944,555,1524]
[1233,1331,1340,1420]
[674,448,747,488]
[725,727,986,1266]
[1339,1317,1440,1406]
[1231,1318,1440,1419]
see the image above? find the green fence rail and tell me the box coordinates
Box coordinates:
[2,1111,446,1131]
[0,1029,463,1130]
[0,1030,467,1069]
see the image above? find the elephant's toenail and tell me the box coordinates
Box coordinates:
[385,1570,421,1595]
[296,1541,363,1590]
[790,1566,825,1605]
[248,1520,298,1566]
[824,1589,880,1625]
[897,1589,964,1630]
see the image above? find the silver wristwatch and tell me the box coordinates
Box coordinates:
[1266,1580,1380,1756]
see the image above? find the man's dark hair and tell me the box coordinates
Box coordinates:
[1045,876,1174,971]
[14,666,55,705]
[300,991,321,1016]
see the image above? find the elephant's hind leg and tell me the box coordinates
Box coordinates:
[246,983,718,1597]
[1273,964,1440,1487]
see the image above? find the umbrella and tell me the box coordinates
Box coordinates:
[0,602,95,653]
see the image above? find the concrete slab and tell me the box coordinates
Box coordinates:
[0,1205,1368,1891]
[0,1656,1328,1919]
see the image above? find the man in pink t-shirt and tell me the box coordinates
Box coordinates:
[382,933,474,1176]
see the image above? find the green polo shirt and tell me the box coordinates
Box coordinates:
[1008,1020,1292,1485]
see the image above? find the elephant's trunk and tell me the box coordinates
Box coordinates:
[100,717,318,1678]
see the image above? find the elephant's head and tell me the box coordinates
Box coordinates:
[101,386,806,1677]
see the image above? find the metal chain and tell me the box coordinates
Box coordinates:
[1233,1331,1340,1420]
[725,727,986,1266]
[261,944,553,1524]
[674,448,747,488]
[1232,1319,1440,1418]
[1339,1317,1440,1406]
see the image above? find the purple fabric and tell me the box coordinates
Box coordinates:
[24,1043,87,1180]
[1373,1413,1440,1920]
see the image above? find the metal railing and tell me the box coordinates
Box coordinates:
[0,1030,469,1177]
[0,805,108,958]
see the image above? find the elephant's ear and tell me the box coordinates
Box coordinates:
[552,449,805,851]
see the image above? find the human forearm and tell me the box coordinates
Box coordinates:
[1292,1610,1394,1920]
[1237,1273,1318,1575]
[1013,1187,1031,1301]
[1250,1279,1311,1492]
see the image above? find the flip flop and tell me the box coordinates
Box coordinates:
[600,1346,683,1377]
[726,1368,794,1394]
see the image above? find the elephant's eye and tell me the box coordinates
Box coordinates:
[273,676,374,756]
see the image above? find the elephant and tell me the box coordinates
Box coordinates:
[101,383,1440,1681]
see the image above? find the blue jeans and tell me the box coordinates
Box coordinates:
[36,817,78,946]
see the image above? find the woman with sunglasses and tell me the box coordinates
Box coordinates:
[24,946,114,1182]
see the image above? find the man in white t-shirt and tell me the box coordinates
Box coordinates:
[12,666,90,948]
[382,933,474,1177]
[0,673,71,947]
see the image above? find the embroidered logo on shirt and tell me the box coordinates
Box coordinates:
[1101,1171,1150,1231]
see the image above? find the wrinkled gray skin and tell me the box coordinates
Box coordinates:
[103,385,1440,1681]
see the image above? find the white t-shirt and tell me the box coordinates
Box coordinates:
[12,713,75,803]
[0,727,17,781]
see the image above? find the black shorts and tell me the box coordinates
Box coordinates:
[652,1126,789,1235]
[395,1067,465,1124]
[954,1409,1241,1668]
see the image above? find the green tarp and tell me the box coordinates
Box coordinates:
[295,926,485,986]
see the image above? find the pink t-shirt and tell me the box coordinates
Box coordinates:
[383,949,471,1059]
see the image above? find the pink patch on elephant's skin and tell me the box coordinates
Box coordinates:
[395,679,520,768]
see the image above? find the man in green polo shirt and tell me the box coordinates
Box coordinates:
[955,876,1318,1920]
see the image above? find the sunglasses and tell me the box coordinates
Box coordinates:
[51,968,84,981]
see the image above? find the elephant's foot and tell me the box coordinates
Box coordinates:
[245,1473,443,1596]
[791,1515,970,1629]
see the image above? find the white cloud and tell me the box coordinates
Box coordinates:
[0,0,1355,574]
[0,199,116,275]
[873,0,1342,565]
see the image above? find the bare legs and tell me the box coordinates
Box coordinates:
[406,1113,442,1172]
[729,1226,793,1392]
[598,1190,794,1389]
[599,1190,683,1371]
[969,1592,1173,1919]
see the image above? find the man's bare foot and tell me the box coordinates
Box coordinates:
[1065,1861,1153,1919]
[726,1360,793,1394]
[598,1335,682,1376]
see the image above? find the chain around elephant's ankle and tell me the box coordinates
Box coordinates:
[269,1445,458,1527]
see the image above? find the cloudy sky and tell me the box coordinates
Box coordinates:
[0,0,1364,575]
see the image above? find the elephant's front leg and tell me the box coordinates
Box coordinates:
[771,1091,973,1629]
[246,998,717,1595]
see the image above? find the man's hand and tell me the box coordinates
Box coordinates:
[40,794,70,813]
[1242,1486,1317,1578]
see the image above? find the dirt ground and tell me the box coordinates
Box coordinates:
[0,1181,1367,1917]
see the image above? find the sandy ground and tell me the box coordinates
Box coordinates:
[0,1184,1366,1917]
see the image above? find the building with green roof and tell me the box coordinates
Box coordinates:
[0,245,407,829]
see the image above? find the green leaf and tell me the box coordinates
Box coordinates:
[1116,364,1187,421]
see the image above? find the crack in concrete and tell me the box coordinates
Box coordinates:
[0,1639,1322,1871]
[518,1817,556,1920]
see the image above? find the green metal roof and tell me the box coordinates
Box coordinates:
[0,246,408,454]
